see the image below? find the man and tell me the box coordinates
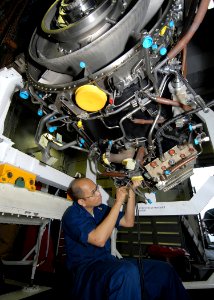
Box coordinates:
[62,178,190,300]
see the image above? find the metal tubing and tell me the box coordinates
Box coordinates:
[35,111,58,149]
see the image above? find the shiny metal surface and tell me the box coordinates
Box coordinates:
[26,0,213,196]
[30,0,158,74]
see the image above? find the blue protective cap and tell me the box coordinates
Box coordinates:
[19,90,29,99]
[38,93,43,99]
[147,199,152,204]
[169,20,175,28]
[164,170,171,175]
[194,138,199,145]
[49,116,56,121]
[152,44,158,50]
[108,140,113,145]
[80,138,85,144]
[159,47,167,56]
[79,143,83,147]
[37,109,43,116]
[142,36,153,49]
[48,126,57,133]
[79,61,86,69]
[189,124,193,131]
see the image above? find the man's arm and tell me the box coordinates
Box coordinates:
[88,186,128,247]
[119,180,141,227]
[119,188,135,227]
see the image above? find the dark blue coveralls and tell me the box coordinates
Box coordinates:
[62,202,190,300]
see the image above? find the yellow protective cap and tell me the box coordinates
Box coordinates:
[102,153,110,165]
[160,25,167,36]
[75,85,107,112]
[131,176,144,181]
[77,120,83,128]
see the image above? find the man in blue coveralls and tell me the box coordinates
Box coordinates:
[62,178,190,300]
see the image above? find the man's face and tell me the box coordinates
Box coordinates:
[80,180,102,208]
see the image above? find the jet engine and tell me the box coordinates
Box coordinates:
[25,0,213,197]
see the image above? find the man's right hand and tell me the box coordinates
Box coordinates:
[115,186,129,205]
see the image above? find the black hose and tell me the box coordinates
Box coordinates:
[161,131,181,143]
[29,85,48,107]
[155,99,214,157]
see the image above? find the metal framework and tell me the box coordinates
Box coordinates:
[0,215,49,284]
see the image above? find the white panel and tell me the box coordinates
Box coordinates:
[0,68,23,135]
[197,109,214,151]
[0,280,51,300]
[183,273,214,289]
[0,184,71,219]
[86,159,97,182]
[0,139,73,190]
[137,176,214,216]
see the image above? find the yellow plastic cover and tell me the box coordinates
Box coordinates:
[75,85,107,112]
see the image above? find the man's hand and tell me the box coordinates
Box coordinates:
[118,179,143,228]
[115,186,129,204]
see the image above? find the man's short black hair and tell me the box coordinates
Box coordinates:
[67,178,84,201]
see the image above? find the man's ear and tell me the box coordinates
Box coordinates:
[78,199,86,207]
